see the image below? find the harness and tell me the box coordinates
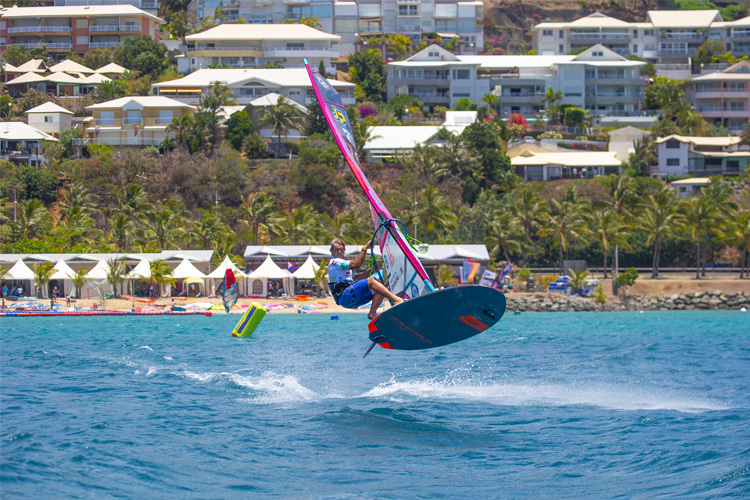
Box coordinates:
[328,281,351,305]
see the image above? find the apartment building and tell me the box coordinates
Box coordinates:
[387,44,646,117]
[532,11,750,63]
[187,0,484,55]
[80,96,196,147]
[686,60,750,133]
[152,68,355,107]
[655,134,750,177]
[52,0,159,17]
[0,5,163,58]
[179,23,340,74]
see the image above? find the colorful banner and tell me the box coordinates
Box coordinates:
[478,270,497,287]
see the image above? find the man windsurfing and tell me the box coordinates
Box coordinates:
[328,238,403,319]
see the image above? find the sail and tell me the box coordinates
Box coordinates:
[305,61,435,300]
[219,268,238,312]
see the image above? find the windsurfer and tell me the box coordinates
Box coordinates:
[328,238,403,320]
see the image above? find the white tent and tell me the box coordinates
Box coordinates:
[246,255,293,297]
[81,259,115,297]
[4,259,35,297]
[207,256,247,296]
[50,259,76,298]
[5,259,36,280]
[171,258,206,297]
[126,259,152,280]
[291,255,320,280]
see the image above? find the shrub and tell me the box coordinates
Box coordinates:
[594,285,607,304]
[615,267,639,295]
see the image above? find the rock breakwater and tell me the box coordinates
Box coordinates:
[506,291,750,312]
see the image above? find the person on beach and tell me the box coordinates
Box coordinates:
[328,238,403,320]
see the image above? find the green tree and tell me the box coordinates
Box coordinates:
[106,257,126,296]
[542,86,563,107]
[435,264,457,288]
[682,196,722,279]
[637,187,683,278]
[33,262,55,298]
[539,186,592,272]
[388,94,423,119]
[406,186,457,243]
[273,206,323,244]
[486,209,524,263]
[454,98,478,111]
[592,206,632,278]
[94,79,130,102]
[348,48,386,103]
[145,198,187,250]
[225,110,255,150]
[9,199,53,242]
[729,207,750,278]
[148,259,175,297]
[258,96,305,158]
[239,192,280,245]
[116,34,167,77]
[564,106,587,127]
[694,39,726,65]
[509,187,549,266]
[645,76,685,111]
[70,268,90,299]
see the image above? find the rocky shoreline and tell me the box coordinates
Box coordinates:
[506,291,750,312]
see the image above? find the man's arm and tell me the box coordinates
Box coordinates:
[349,240,373,270]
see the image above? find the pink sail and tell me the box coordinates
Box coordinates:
[305,61,434,300]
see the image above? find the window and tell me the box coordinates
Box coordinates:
[633,29,638,36]
[559,44,564,52]
[559,30,564,38]
[667,158,680,166]
[44,116,54,123]
[76,19,88,28]
[158,110,173,124]
[633,44,638,53]
[312,5,331,17]
[543,29,552,36]
[666,139,680,149]
[452,69,470,79]
[76,36,88,45]
[334,19,357,33]
[644,29,654,36]
[398,4,418,16]
[99,111,114,126]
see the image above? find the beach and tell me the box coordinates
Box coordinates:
[50,274,748,314]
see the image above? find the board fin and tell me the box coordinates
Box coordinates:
[363,337,383,358]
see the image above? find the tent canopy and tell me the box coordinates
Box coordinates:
[86,259,112,280]
[291,255,321,280]
[50,259,77,280]
[247,255,289,279]
[126,259,152,279]
[171,258,206,279]
[207,256,246,279]
[5,259,36,280]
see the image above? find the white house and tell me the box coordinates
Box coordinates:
[511,151,621,181]
[0,121,56,166]
[670,177,710,198]
[152,68,355,107]
[532,10,750,63]
[686,60,750,134]
[25,102,73,137]
[180,23,340,74]
[387,44,647,117]
[186,0,485,56]
[655,134,750,177]
[608,126,650,162]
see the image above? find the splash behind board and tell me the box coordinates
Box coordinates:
[368,286,507,351]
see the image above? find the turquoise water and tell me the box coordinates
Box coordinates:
[1,311,749,498]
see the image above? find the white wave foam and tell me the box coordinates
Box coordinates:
[231,372,317,404]
[360,378,728,413]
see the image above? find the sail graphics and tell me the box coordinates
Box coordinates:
[219,268,238,312]
[305,61,435,301]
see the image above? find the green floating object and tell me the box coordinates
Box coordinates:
[514,310,521,315]
[232,302,267,337]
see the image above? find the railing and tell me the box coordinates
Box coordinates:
[731,30,750,38]
[72,137,164,146]
[654,63,690,70]
[570,33,629,40]
[189,46,262,51]
[7,26,72,33]
[500,91,545,97]
[87,117,177,127]
[90,24,141,32]
[659,48,689,55]
[592,91,642,97]
[90,41,124,48]
[660,32,704,40]
[123,117,142,125]
[18,42,72,49]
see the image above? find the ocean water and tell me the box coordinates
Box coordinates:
[1,311,749,499]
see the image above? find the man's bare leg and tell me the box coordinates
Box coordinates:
[367,276,403,306]
[367,294,384,320]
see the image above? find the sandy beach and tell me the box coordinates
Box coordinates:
[46,274,748,314]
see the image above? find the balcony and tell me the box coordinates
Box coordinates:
[123,117,142,125]
[570,32,630,41]
[731,30,750,39]
[89,24,141,32]
[17,42,72,49]
[90,41,124,48]
[660,32,705,41]
[263,47,339,58]
[7,26,71,34]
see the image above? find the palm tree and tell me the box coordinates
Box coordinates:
[608,175,637,286]
[637,187,683,278]
[406,186,457,243]
[106,257,126,296]
[145,199,187,250]
[592,206,632,278]
[258,95,305,158]
[486,209,524,264]
[10,199,53,242]
[273,206,324,244]
[189,212,228,250]
[149,259,175,297]
[322,209,371,243]
[435,264,457,288]
[625,138,654,176]
[402,143,442,180]
[239,192,280,245]
[509,187,549,266]
[569,269,588,294]
[299,16,322,29]
[313,260,329,297]
[481,92,498,113]
[729,208,750,278]
[699,178,737,276]
[542,86,562,107]
[113,183,152,222]
[539,186,592,273]
[167,115,194,151]
[108,213,134,251]
[682,196,722,279]
[32,262,55,298]
[69,268,90,299]
[200,81,236,113]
